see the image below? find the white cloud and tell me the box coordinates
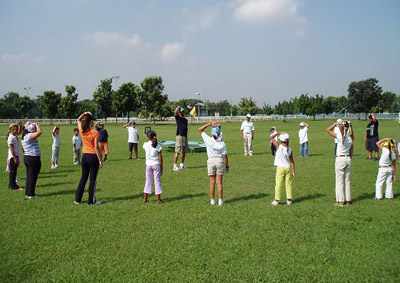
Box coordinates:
[161,42,186,61]
[84,32,141,47]
[233,0,306,25]
[182,5,221,36]
[0,53,45,62]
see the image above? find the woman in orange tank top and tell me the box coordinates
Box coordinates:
[74,112,103,205]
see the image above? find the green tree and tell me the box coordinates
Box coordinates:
[262,103,274,115]
[76,99,98,116]
[275,100,293,121]
[58,85,78,123]
[38,90,62,119]
[380,91,396,112]
[113,82,141,122]
[140,76,168,123]
[348,78,382,116]
[238,97,258,115]
[93,78,113,121]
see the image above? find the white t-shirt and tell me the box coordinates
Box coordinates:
[334,126,340,144]
[22,133,41,157]
[127,127,139,143]
[201,132,227,159]
[7,134,20,160]
[72,135,82,150]
[240,121,254,135]
[143,141,162,166]
[274,145,292,168]
[336,132,352,156]
[298,127,308,144]
[379,147,397,167]
[52,134,61,147]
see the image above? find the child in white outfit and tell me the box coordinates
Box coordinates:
[375,138,397,200]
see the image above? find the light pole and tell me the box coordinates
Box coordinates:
[196,92,208,116]
[24,87,31,96]
[111,76,120,120]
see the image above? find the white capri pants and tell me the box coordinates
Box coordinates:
[375,167,394,199]
[243,133,253,155]
[335,156,352,202]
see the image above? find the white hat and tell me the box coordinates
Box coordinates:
[336,118,342,123]
[27,123,36,133]
[279,134,290,142]
[246,114,251,118]
[299,122,305,127]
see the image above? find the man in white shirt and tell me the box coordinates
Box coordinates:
[123,120,140,160]
[298,122,309,157]
[240,114,255,156]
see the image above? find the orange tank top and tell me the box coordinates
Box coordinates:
[80,128,99,154]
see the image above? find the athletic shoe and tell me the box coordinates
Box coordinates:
[244,153,248,156]
[249,153,253,156]
[55,164,58,168]
[287,200,293,205]
[74,162,79,165]
[218,199,224,206]
[375,198,383,201]
[89,201,102,205]
[15,187,23,192]
[74,201,80,205]
[271,200,279,206]
[129,157,132,160]
[51,165,55,169]
[173,165,179,171]
[334,202,345,207]
[136,157,140,160]
[179,164,188,169]
[26,195,39,199]
[104,157,108,162]
[210,199,216,205]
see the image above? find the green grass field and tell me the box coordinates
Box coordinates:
[1,119,400,282]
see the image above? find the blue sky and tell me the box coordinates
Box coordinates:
[0,0,399,105]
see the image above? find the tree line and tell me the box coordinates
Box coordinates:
[0,77,398,120]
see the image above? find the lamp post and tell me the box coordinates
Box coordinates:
[111,76,120,121]
[24,87,31,96]
[196,92,208,116]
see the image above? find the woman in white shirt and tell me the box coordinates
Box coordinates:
[199,122,229,206]
[375,138,397,200]
[6,123,23,191]
[270,132,296,206]
[51,126,61,169]
[327,121,354,206]
[143,130,163,204]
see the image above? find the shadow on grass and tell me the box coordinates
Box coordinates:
[37,181,74,188]
[103,194,142,203]
[40,189,76,197]
[39,174,68,179]
[188,165,207,169]
[252,153,268,156]
[307,154,324,157]
[226,193,268,204]
[165,193,206,202]
[353,192,375,202]
[40,169,77,174]
[295,193,326,204]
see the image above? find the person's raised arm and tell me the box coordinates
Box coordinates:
[52,126,57,135]
[376,138,388,150]
[223,155,229,173]
[174,107,180,116]
[199,121,218,133]
[30,123,42,139]
[289,152,296,180]
[270,131,284,149]
[94,136,103,168]
[122,123,129,128]
[326,124,337,139]
[77,112,91,132]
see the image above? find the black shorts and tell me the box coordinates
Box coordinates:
[129,142,138,152]
[366,136,379,151]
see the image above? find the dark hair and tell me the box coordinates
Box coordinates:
[73,128,78,132]
[147,130,158,148]
[81,113,93,133]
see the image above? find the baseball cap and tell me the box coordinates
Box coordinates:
[336,119,342,123]
[279,134,290,142]
[211,126,221,137]
[179,106,185,112]
[130,120,136,124]
[27,123,36,133]
[299,122,305,127]
[246,114,251,118]
[269,127,276,131]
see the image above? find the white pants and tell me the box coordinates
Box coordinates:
[243,133,253,155]
[375,167,393,199]
[335,156,352,202]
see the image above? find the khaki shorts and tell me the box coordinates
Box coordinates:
[175,135,188,153]
[207,158,226,176]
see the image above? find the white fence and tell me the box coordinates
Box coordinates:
[1,113,399,125]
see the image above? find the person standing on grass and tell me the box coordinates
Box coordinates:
[6,123,23,191]
[72,128,82,165]
[333,119,342,156]
[96,122,109,162]
[299,122,309,157]
[270,132,295,206]
[143,130,163,204]
[51,126,60,169]
[173,106,188,171]
[22,122,42,199]
[365,114,379,160]
[327,121,354,206]
[75,112,103,205]
[375,138,397,200]
[240,114,255,156]
[269,127,278,156]
[123,120,140,160]
[199,122,229,206]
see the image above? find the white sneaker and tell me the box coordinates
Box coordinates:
[271,200,279,206]
[74,201,80,205]
[287,200,293,205]
[51,165,55,169]
[26,195,39,199]
[210,199,216,205]
[179,164,188,169]
[91,201,102,205]
[173,165,179,171]
[249,153,253,156]
[55,164,58,168]
[244,153,248,156]
[218,199,224,206]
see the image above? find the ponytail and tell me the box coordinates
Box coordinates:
[147,130,158,148]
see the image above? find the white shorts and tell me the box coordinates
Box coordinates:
[207,157,226,176]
